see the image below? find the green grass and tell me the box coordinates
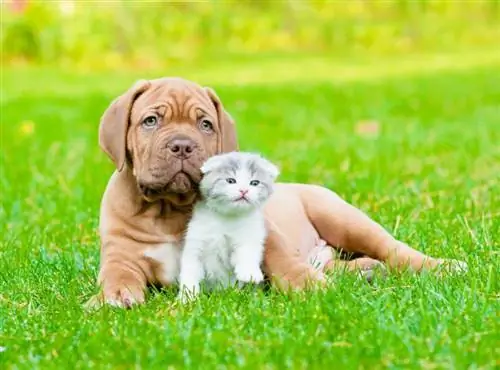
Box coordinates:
[1,54,499,369]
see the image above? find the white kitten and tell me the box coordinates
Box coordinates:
[178,152,279,302]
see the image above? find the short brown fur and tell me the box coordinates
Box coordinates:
[87,77,466,308]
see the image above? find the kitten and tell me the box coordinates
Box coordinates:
[178,151,279,302]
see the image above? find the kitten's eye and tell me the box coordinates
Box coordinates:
[226,178,236,184]
[142,115,158,128]
[250,180,260,186]
[199,118,214,133]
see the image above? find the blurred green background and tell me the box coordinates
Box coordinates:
[1,1,500,368]
[2,0,499,71]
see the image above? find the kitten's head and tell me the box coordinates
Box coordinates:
[199,152,279,215]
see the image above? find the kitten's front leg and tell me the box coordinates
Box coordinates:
[178,243,205,303]
[232,242,265,284]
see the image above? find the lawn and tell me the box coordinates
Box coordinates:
[1,53,499,369]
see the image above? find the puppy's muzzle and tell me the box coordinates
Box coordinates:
[166,136,197,159]
[137,181,168,199]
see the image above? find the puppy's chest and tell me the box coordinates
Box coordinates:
[144,240,182,286]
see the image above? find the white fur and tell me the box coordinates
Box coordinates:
[144,242,181,285]
[178,204,266,302]
[178,153,276,303]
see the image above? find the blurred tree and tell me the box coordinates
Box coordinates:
[1,0,498,69]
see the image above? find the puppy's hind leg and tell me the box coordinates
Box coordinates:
[299,185,467,274]
[307,241,385,282]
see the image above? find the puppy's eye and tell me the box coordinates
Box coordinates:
[199,118,214,132]
[250,180,260,186]
[142,116,158,128]
[226,178,236,184]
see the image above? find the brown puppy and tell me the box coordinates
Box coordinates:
[87,77,466,308]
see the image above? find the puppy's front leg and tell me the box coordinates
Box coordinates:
[86,241,150,310]
[232,241,265,284]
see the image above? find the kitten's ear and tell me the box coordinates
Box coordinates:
[260,157,280,181]
[200,154,226,174]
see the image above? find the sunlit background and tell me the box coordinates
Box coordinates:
[3,1,499,72]
[1,2,499,367]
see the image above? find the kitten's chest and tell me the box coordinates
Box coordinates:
[193,212,260,274]
[202,234,233,264]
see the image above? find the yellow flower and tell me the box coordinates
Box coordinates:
[19,120,35,136]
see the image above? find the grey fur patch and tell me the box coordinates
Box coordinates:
[199,152,279,203]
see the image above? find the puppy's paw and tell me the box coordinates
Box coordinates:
[355,258,387,283]
[356,258,386,271]
[307,241,334,271]
[84,286,145,311]
[236,267,264,284]
[105,287,145,309]
[435,258,468,275]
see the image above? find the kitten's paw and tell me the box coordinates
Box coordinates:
[177,290,197,304]
[177,292,190,304]
[177,284,200,304]
[236,268,264,284]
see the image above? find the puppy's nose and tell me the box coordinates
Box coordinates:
[167,138,195,158]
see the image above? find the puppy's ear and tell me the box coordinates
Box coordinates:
[205,87,238,153]
[99,80,150,171]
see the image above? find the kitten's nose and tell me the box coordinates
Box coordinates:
[239,189,249,196]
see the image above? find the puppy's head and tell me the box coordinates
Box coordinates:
[99,77,238,206]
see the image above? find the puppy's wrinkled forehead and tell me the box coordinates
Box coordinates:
[131,78,216,121]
